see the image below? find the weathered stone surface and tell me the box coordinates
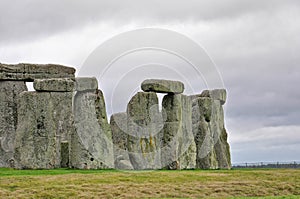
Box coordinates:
[161,94,196,170]
[75,77,98,91]
[192,97,217,169]
[0,81,27,168]
[60,141,69,168]
[199,89,227,105]
[178,95,197,169]
[71,89,114,169]
[0,63,75,81]
[141,79,184,94]
[191,95,231,169]
[33,78,75,92]
[214,128,231,169]
[110,112,134,170]
[127,92,162,170]
[14,91,74,169]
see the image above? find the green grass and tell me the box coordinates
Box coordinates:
[0,168,299,198]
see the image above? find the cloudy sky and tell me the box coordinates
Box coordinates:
[1,0,299,164]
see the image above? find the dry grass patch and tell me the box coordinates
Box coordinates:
[0,169,299,198]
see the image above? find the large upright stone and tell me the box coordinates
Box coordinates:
[34,78,75,92]
[14,91,74,169]
[191,91,231,169]
[141,79,184,94]
[0,81,27,168]
[0,63,75,81]
[161,94,196,170]
[192,97,218,169]
[110,113,133,170]
[127,92,162,170]
[71,78,114,169]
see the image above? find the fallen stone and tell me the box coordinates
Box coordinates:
[14,91,74,169]
[75,77,98,91]
[127,92,162,170]
[0,63,75,81]
[33,78,75,92]
[71,89,114,169]
[0,81,27,168]
[141,79,184,94]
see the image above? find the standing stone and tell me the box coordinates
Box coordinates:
[71,77,114,169]
[214,128,231,169]
[191,90,231,169]
[127,92,162,170]
[0,63,75,81]
[161,94,196,170]
[14,91,74,169]
[0,81,27,168]
[178,95,197,169]
[141,79,184,94]
[192,97,218,169]
[110,113,133,170]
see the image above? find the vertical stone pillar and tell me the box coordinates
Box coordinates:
[0,81,27,167]
[191,89,231,169]
[14,78,74,169]
[127,92,162,170]
[110,112,133,170]
[192,97,218,169]
[161,94,196,169]
[70,77,114,169]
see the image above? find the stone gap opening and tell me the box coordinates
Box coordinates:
[26,82,35,91]
[157,93,164,112]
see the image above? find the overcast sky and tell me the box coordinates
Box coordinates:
[1,0,299,164]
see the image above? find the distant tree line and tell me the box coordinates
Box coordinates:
[232,161,300,169]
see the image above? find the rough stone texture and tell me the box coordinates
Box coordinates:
[117,159,134,170]
[110,112,133,170]
[0,63,75,81]
[75,77,98,91]
[141,79,184,94]
[191,95,231,169]
[34,78,75,92]
[214,128,231,169]
[14,91,74,169]
[192,97,218,169]
[161,94,196,170]
[198,89,227,105]
[0,81,27,168]
[71,89,114,169]
[60,141,69,168]
[127,92,163,170]
[178,95,197,169]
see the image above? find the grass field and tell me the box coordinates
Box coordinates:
[0,168,299,198]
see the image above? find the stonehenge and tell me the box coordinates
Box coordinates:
[71,78,114,169]
[0,63,231,170]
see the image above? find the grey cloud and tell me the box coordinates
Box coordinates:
[1,0,299,44]
[197,7,300,129]
[230,125,300,162]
